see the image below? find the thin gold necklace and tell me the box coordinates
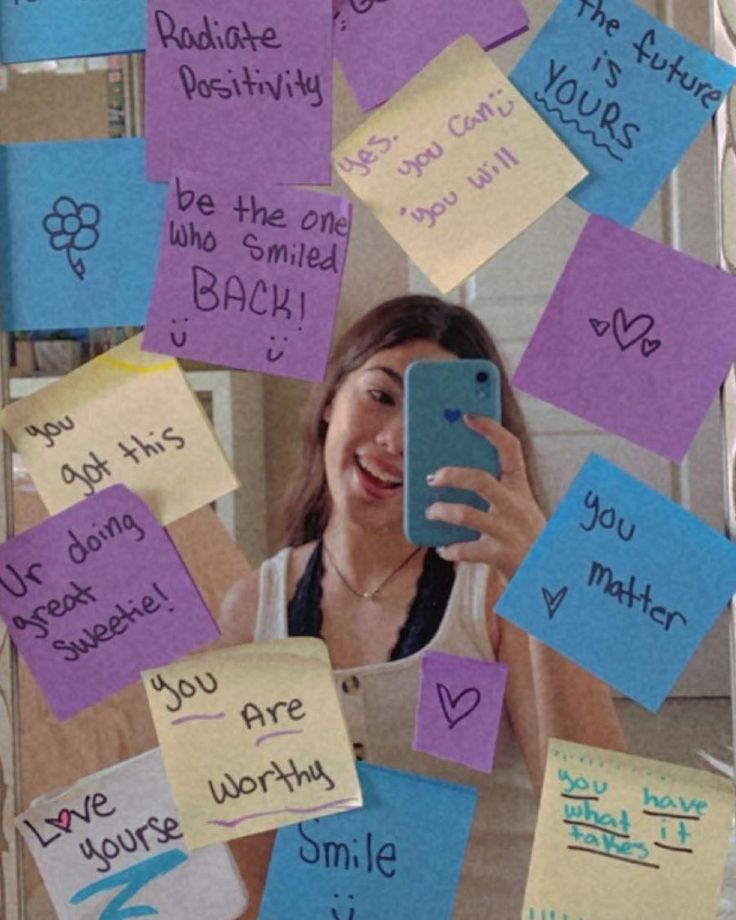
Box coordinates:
[322,541,423,601]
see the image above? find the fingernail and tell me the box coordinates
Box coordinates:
[464,412,476,422]
[426,472,437,485]
[436,546,448,558]
[425,505,436,519]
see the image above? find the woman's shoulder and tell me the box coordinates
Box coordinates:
[218,566,262,646]
[217,542,318,646]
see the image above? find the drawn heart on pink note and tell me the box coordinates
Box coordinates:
[47,809,72,831]
[436,683,481,729]
[588,318,610,337]
[443,409,462,423]
[612,308,655,351]
[641,338,661,358]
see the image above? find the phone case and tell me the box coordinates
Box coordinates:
[404,360,501,546]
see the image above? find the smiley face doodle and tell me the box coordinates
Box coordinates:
[331,892,356,920]
[267,335,289,363]
[169,317,189,348]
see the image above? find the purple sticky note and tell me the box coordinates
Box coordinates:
[413,651,507,773]
[334,0,529,111]
[143,169,351,381]
[0,485,218,720]
[513,216,736,463]
[145,0,333,182]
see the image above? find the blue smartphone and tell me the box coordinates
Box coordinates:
[404,359,501,546]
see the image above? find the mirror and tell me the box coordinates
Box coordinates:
[0,1,733,917]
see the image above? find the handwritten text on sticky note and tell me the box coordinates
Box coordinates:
[144,170,350,380]
[0,335,238,525]
[143,639,362,848]
[0,486,218,720]
[145,0,332,182]
[16,749,247,919]
[513,216,736,463]
[260,762,477,919]
[333,36,586,293]
[496,453,736,711]
[523,740,735,920]
[511,0,736,225]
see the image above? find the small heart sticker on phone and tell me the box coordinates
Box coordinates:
[443,409,462,423]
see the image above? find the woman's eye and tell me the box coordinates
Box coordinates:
[367,389,394,406]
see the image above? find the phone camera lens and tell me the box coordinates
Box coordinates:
[476,371,489,383]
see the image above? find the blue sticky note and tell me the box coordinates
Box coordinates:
[511,0,736,225]
[1,0,144,64]
[259,762,477,920]
[496,453,736,712]
[0,139,166,330]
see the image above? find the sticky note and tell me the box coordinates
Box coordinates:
[143,638,362,848]
[16,748,248,919]
[523,739,735,920]
[0,485,218,720]
[333,36,586,294]
[496,453,736,712]
[0,140,166,331]
[413,652,507,773]
[260,762,476,919]
[145,0,332,183]
[0,335,238,526]
[0,0,144,64]
[143,170,350,380]
[513,216,736,463]
[333,0,529,111]
[511,0,736,225]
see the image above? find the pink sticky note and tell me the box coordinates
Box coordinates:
[0,485,218,720]
[145,0,333,182]
[334,0,529,111]
[413,651,507,773]
[513,216,736,463]
[144,169,351,380]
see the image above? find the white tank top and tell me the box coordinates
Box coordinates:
[256,548,537,920]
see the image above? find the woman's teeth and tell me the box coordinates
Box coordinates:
[357,457,402,487]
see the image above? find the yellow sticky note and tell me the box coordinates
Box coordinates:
[0,335,238,525]
[332,36,586,294]
[143,638,363,848]
[523,739,735,920]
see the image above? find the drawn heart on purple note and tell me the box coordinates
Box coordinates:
[612,308,655,352]
[641,338,661,358]
[588,318,610,337]
[436,682,481,729]
[46,809,72,831]
[443,408,462,423]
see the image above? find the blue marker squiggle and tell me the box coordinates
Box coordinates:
[70,848,188,919]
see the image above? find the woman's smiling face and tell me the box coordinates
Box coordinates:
[322,339,456,534]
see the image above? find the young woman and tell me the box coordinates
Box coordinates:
[221,294,625,919]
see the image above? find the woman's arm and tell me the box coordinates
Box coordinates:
[426,415,626,789]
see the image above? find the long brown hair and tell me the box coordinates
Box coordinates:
[282,295,542,546]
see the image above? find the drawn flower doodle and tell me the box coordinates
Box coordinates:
[41,196,101,281]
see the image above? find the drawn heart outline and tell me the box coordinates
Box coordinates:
[588,318,610,337]
[541,585,568,620]
[443,408,462,423]
[46,809,72,831]
[436,682,481,729]
[641,338,661,358]
[612,308,655,352]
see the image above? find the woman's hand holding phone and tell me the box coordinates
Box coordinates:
[425,414,546,584]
